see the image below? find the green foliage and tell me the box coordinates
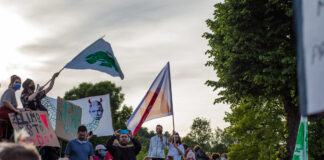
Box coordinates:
[204,0,300,159]
[224,98,285,160]
[203,0,296,104]
[184,117,213,150]
[183,117,229,154]
[63,81,132,130]
[309,116,324,159]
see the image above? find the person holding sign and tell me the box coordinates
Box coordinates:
[21,72,60,111]
[106,129,141,160]
[0,75,23,141]
[65,125,95,160]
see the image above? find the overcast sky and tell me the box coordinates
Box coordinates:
[0,0,229,135]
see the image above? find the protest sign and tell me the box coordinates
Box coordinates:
[56,97,82,141]
[9,111,60,147]
[42,94,114,136]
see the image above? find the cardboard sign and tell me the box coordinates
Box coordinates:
[295,0,324,115]
[56,97,82,141]
[9,111,60,147]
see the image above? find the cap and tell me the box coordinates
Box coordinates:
[95,144,106,151]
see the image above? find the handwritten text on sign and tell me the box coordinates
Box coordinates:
[56,97,82,141]
[9,111,60,147]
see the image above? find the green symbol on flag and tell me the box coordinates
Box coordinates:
[85,51,121,74]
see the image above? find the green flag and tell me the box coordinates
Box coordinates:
[293,116,308,160]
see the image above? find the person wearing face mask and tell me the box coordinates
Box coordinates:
[21,72,59,111]
[93,145,108,160]
[106,129,141,160]
[0,75,23,141]
[220,153,228,160]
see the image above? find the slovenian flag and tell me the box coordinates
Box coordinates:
[127,62,173,136]
[64,38,124,79]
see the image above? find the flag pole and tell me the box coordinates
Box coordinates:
[41,67,65,88]
[172,113,175,132]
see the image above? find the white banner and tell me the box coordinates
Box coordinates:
[42,94,114,136]
[296,0,324,115]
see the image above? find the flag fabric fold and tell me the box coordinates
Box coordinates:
[127,62,173,136]
[64,38,124,79]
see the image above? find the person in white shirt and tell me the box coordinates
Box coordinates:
[167,132,184,160]
[148,125,168,160]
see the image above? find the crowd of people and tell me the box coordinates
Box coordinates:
[0,74,229,160]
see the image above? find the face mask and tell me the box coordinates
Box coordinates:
[101,150,106,157]
[221,158,226,160]
[13,83,21,90]
[30,85,35,91]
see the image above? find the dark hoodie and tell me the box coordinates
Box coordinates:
[106,135,141,160]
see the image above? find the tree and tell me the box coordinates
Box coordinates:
[64,81,133,130]
[308,115,324,159]
[224,98,285,160]
[210,127,231,154]
[204,0,298,159]
[183,117,213,150]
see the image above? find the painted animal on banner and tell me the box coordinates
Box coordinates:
[88,98,104,120]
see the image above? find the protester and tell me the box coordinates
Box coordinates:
[0,75,23,141]
[211,153,220,160]
[220,153,228,160]
[148,124,168,160]
[39,146,60,160]
[167,132,184,160]
[21,72,59,111]
[0,129,40,160]
[93,144,107,160]
[103,150,114,160]
[193,145,210,160]
[183,144,195,160]
[206,152,211,159]
[65,125,95,160]
[106,129,141,160]
[20,73,60,160]
[144,156,152,160]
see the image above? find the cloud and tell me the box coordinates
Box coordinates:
[0,0,227,135]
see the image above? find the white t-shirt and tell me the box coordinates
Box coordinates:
[167,143,184,160]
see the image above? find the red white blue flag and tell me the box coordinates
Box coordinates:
[127,62,173,136]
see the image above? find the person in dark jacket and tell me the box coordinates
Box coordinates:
[193,145,210,160]
[106,129,141,160]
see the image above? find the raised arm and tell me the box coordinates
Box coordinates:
[106,135,117,155]
[128,130,141,155]
[44,72,60,94]
[131,137,142,155]
[106,129,120,155]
